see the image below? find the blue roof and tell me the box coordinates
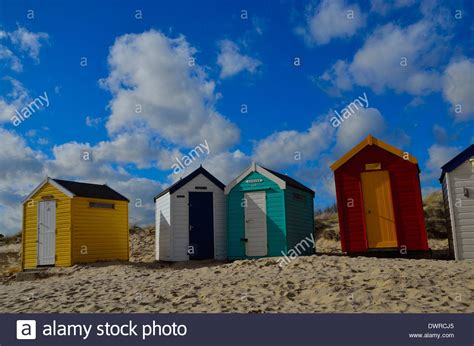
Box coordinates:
[439,144,474,182]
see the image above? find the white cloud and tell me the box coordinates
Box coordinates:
[8,26,48,62]
[370,0,416,15]
[253,121,334,169]
[0,44,23,71]
[424,144,461,180]
[0,78,29,124]
[433,124,449,144]
[101,30,240,153]
[217,39,261,78]
[297,0,366,45]
[442,57,474,121]
[334,107,386,152]
[0,129,46,235]
[94,130,180,170]
[320,21,444,95]
[0,129,172,235]
[112,177,164,227]
[317,60,352,95]
[165,149,251,186]
[202,150,251,183]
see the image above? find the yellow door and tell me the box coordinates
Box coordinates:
[361,171,398,248]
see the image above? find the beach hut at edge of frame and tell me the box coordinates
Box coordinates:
[330,135,429,255]
[440,144,474,260]
[154,166,227,261]
[225,162,315,260]
[21,177,129,269]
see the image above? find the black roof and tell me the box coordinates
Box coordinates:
[263,167,315,196]
[154,166,225,201]
[439,144,474,182]
[52,179,129,202]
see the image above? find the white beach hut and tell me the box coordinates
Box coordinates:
[440,145,474,260]
[154,166,227,261]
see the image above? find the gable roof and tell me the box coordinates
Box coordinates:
[52,179,129,201]
[439,144,474,182]
[224,162,315,196]
[262,167,315,195]
[22,177,129,203]
[330,135,419,171]
[154,166,225,201]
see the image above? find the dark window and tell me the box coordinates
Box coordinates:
[89,202,115,209]
[195,186,208,190]
[177,195,185,198]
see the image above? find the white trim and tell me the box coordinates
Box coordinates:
[445,173,459,260]
[22,178,75,204]
[224,162,286,194]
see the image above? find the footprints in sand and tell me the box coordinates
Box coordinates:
[0,255,472,313]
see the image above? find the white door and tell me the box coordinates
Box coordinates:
[244,191,267,256]
[37,200,56,266]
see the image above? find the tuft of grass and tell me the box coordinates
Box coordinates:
[423,191,448,239]
[314,190,449,241]
[0,232,21,245]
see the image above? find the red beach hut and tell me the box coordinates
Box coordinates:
[330,135,429,254]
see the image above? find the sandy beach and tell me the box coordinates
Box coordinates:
[0,232,472,313]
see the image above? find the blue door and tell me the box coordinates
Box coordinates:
[189,192,214,260]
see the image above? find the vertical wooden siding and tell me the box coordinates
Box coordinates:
[155,192,172,261]
[285,186,315,255]
[22,182,71,269]
[71,197,128,264]
[227,171,286,259]
[334,172,367,252]
[335,145,428,252]
[445,161,474,260]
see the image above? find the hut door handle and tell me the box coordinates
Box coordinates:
[245,219,250,223]
[367,210,371,214]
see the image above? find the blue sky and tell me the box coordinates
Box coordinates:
[0,0,473,234]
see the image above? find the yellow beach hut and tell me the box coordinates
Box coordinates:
[21,177,129,269]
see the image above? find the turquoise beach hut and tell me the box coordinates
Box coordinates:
[225,163,315,260]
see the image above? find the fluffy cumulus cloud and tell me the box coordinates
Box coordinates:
[0,44,23,71]
[0,130,169,234]
[0,78,29,124]
[0,30,246,235]
[320,20,444,95]
[217,39,261,78]
[297,0,366,45]
[169,149,252,184]
[442,58,474,121]
[334,107,386,152]
[423,144,461,181]
[253,121,334,169]
[8,27,49,62]
[0,129,46,234]
[0,26,48,71]
[101,30,240,153]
